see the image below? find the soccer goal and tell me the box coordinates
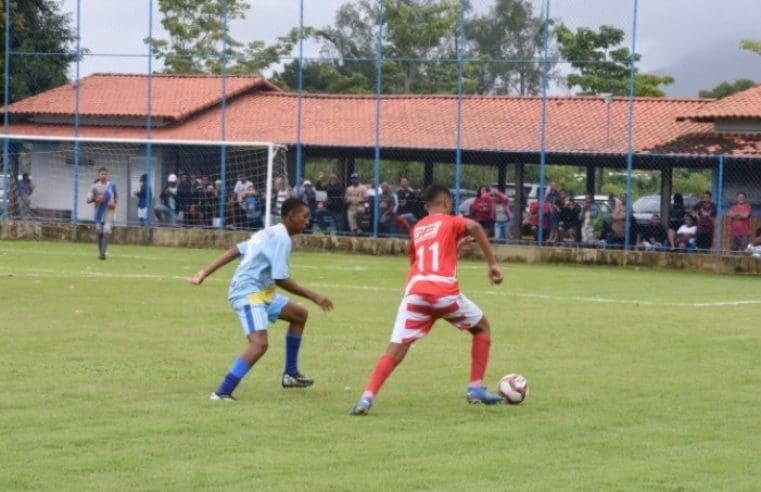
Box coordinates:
[1,135,288,227]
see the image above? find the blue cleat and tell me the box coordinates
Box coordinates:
[466,386,503,405]
[349,396,374,416]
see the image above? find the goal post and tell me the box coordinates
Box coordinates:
[1,134,288,228]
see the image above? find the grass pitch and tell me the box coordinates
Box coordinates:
[1,240,759,491]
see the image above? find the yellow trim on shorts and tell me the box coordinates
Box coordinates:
[247,286,276,305]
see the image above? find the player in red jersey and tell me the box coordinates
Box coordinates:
[350,184,504,415]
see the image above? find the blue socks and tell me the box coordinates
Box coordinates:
[285,334,302,375]
[215,357,252,396]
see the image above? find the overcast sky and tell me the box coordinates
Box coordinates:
[60,0,761,97]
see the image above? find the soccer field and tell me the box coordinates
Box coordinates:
[1,240,759,491]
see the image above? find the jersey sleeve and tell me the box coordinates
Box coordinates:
[452,215,468,238]
[270,235,291,280]
[236,240,248,256]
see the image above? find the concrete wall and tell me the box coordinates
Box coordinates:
[1,220,760,275]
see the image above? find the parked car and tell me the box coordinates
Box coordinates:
[632,194,698,225]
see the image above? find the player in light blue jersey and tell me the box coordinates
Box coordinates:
[188,198,334,401]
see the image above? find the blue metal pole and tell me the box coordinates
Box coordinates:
[372,0,385,238]
[218,0,229,228]
[144,0,154,227]
[454,0,465,216]
[2,0,11,220]
[537,0,552,245]
[72,0,82,224]
[623,0,639,250]
[294,0,305,197]
[716,154,724,254]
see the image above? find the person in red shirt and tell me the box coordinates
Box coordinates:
[349,184,505,415]
[727,191,753,252]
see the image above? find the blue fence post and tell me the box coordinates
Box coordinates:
[372,0,385,238]
[2,0,11,221]
[537,0,552,246]
[623,0,639,251]
[295,0,305,199]
[217,0,229,229]
[716,154,724,254]
[144,0,154,227]
[454,0,466,216]
[72,0,82,225]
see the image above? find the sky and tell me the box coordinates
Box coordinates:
[59,0,761,97]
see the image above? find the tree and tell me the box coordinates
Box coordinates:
[740,39,761,56]
[277,0,465,94]
[555,24,674,97]
[698,79,755,99]
[465,0,554,95]
[147,0,300,75]
[0,0,77,103]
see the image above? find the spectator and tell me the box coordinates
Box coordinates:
[377,181,399,235]
[470,185,495,238]
[637,214,668,251]
[271,176,293,225]
[491,187,512,244]
[609,194,630,247]
[176,172,193,225]
[134,173,150,226]
[746,227,761,257]
[526,197,552,242]
[155,173,178,225]
[727,191,752,253]
[667,193,687,250]
[300,180,317,231]
[240,184,263,229]
[558,197,582,243]
[580,194,603,245]
[675,214,697,252]
[16,172,34,218]
[395,176,419,232]
[545,182,561,244]
[344,172,367,234]
[233,174,253,204]
[316,173,346,233]
[693,191,717,252]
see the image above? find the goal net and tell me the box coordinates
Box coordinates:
[1,135,288,228]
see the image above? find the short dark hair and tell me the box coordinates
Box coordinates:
[423,184,451,204]
[98,167,108,173]
[281,197,307,218]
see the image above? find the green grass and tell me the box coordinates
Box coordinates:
[1,240,760,491]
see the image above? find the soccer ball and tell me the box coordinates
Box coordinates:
[498,373,528,404]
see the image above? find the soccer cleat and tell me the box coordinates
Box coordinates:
[466,386,503,405]
[281,371,314,388]
[98,254,106,260]
[349,396,374,416]
[210,392,236,401]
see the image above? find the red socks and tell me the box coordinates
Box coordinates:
[469,333,491,387]
[363,353,398,398]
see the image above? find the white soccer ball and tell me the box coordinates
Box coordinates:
[498,373,528,404]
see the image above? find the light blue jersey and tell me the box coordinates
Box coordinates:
[228,223,291,306]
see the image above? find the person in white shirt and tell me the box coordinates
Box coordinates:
[675,214,697,251]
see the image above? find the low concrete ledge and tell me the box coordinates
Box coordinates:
[2,221,759,275]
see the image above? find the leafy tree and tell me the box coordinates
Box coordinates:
[465,0,554,95]
[555,24,673,97]
[740,39,761,56]
[0,0,77,102]
[698,79,755,99]
[147,0,300,74]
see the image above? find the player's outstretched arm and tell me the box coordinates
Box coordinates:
[275,278,334,312]
[464,219,503,285]
[187,246,240,285]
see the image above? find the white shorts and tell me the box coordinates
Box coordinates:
[137,207,148,220]
[389,292,483,344]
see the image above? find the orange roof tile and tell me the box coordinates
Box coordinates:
[5,73,281,122]
[4,74,746,156]
[678,84,761,122]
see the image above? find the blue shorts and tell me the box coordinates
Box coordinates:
[231,293,289,336]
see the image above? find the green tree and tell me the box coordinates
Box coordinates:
[466,0,554,95]
[740,39,761,56]
[555,24,674,96]
[0,0,77,102]
[698,79,754,99]
[147,0,300,74]
[278,0,465,94]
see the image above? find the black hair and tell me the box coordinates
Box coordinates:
[281,197,308,218]
[423,184,451,204]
